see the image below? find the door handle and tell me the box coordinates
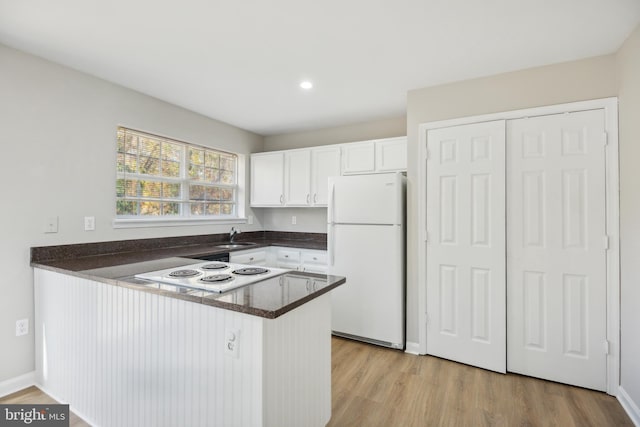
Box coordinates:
[306,194,310,204]
[313,193,317,204]
[280,194,284,204]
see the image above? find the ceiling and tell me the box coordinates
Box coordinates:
[1,0,639,136]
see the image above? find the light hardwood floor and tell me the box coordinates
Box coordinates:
[1,337,633,426]
[328,337,632,427]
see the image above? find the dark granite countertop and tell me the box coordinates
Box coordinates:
[31,231,344,319]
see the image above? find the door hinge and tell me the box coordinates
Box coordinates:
[603,131,609,146]
[604,340,610,355]
[604,235,610,250]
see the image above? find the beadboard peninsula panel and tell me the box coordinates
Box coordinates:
[34,268,331,427]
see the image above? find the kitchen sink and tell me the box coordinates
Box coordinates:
[215,242,257,249]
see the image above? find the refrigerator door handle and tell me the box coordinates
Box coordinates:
[328,182,335,224]
[328,182,336,266]
[329,223,335,266]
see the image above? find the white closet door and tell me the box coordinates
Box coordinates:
[507,110,607,391]
[426,120,506,373]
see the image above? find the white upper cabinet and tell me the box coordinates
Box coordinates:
[311,146,341,206]
[251,137,405,207]
[250,152,285,206]
[375,137,407,172]
[341,137,407,175]
[341,141,376,175]
[284,149,312,206]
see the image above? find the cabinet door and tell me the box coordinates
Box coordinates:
[301,249,328,274]
[341,142,375,175]
[375,137,407,172]
[230,248,268,265]
[284,150,311,206]
[250,152,284,206]
[311,147,341,206]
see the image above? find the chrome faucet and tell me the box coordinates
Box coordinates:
[230,226,241,243]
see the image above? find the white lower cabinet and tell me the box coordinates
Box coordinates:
[300,250,328,274]
[232,247,328,273]
[229,247,268,265]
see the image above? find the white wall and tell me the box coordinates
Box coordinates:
[259,208,327,234]
[616,23,640,411]
[263,116,406,152]
[0,44,264,384]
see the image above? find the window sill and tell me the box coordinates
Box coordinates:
[112,217,248,229]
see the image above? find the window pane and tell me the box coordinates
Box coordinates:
[140,201,161,215]
[190,148,204,165]
[220,170,234,184]
[124,154,138,173]
[206,187,220,201]
[139,156,159,175]
[221,203,234,215]
[162,142,181,162]
[139,138,160,157]
[125,180,138,197]
[190,203,204,215]
[140,180,161,199]
[116,200,137,215]
[205,203,220,215]
[189,164,203,180]
[162,160,180,177]
[206,152,220,168]
[162,182,181,198]
[204,168,219,183]
[220,155,235,171]
[125,134,138,154]
[162,202,180,215]
[190,184,205,201]
[220,189,233,201]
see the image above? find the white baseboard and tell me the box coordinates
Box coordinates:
[36,382,95,427]
[405,341,422,355]
[0,371,35,398]
[618,386,640,426]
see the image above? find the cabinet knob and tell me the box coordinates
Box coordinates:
[284,255,289,258]
[280,194,284,204]
[313,194,317,203]
[249,257,254,261]
[306,194,310,204]
[313,257,317,260]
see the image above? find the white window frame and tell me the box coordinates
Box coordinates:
[113,127,247,229]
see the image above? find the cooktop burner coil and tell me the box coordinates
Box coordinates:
[232,267,269,276]
[200,263,229,271]
[199,274,234,283]
[168,269,201,278]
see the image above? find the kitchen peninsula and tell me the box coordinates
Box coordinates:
[30,232,344,427]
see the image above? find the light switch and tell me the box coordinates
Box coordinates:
[84,216,95,231]
[44,216,58,233]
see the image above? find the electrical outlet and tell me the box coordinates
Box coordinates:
[248,215,253,225]
[84,216,95,231]
[16,319,29,336]
[291,216,297,225]
[44,216,58,233]
[225,327,240,359]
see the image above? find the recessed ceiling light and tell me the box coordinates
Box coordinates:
[300,81,313,90]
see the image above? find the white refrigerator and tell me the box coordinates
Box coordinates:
[328,172,406,349]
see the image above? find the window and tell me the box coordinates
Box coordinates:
[116,127,239,221]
